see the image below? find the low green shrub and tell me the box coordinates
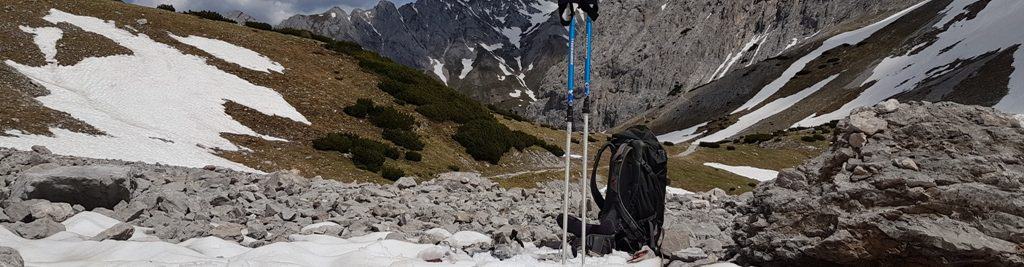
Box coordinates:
[453,120,560,164]
[184,10,235,23]
[447,165,461,172]
[813,134,827,141]
[698,142,721,148]
[800,136,817,142]
[244,21,273,31]
[156,4,175,12]
[351,146,385,172]
[381,165,405,181]
[383,129,424,151]
[273,28,334,43]
[742,133,773,144]
[405,151,422,162]
[344,98,374,118]
[312,133,400,172]
[371,106,416,131]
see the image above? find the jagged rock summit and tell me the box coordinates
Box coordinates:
[735,100,1024,266]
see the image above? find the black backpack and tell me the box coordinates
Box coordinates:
[586,125,669,255]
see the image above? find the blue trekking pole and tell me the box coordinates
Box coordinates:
[559,5,577,264]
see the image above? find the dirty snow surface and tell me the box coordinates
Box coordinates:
[0,9,309,172]
[0,212,668,267]
[703,163,779,182]
[169,34,285,73]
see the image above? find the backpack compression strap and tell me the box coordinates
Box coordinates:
[589,143,613,211]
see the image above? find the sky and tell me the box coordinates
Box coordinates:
[126,0,416,25]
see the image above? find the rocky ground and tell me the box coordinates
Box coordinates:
[0,101,1020,266]
[736,100,1024,266]
[0,146,743,266]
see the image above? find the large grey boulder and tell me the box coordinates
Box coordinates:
[11,165,131,209]
[0,246,23,267]
[735,102,1024,266]
[11,218,64,239]
[28,201,73,222]
[91,223,134,241]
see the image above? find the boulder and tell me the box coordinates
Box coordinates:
[847,110,888,135]
[875,99,901,114]
[91,223,134,241]
[420,228,452,245]
[11,165,131,209]
[3,199,47,222]
[12,218,64,239]
[209,223,245,242]
[736,102,1024,266]
[0,246,23,267]
[848,132,867,148]
[394,177,417,189]
[30,145,50,155]
[28,201,73,222]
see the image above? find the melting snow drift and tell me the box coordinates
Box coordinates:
[169,34,285,73]
[0,9,309,172]
[703,163,779,182]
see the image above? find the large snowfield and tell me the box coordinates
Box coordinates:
[0,212,677,266]
[0,9,309,172]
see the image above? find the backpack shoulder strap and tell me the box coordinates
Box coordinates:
[590,143,613,211]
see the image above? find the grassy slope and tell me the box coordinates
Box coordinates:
[666,133,830,194]
[0,0,572,184]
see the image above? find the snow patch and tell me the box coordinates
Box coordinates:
[667,187,694,195]
[657,122,708,144]
[703,163,779,181]
[429,57,448,85]
[459,58,474,79]
[732,1,928,115]
[169,34,284,73]
[784,38,799,51]
[18,26,62,64]
[1,9,309,172]
[480,43,504,52]
[802,0,1024,125]
[524,89,537,101]
[701,74,839,142]
[709,27,772,81]
[500,27,523,48]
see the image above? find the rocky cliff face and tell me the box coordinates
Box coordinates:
[281,0,920,130]
[631,0,1024,143]
[735,100,1024,266]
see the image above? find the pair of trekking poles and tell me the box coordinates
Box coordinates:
[558,0,598,265]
